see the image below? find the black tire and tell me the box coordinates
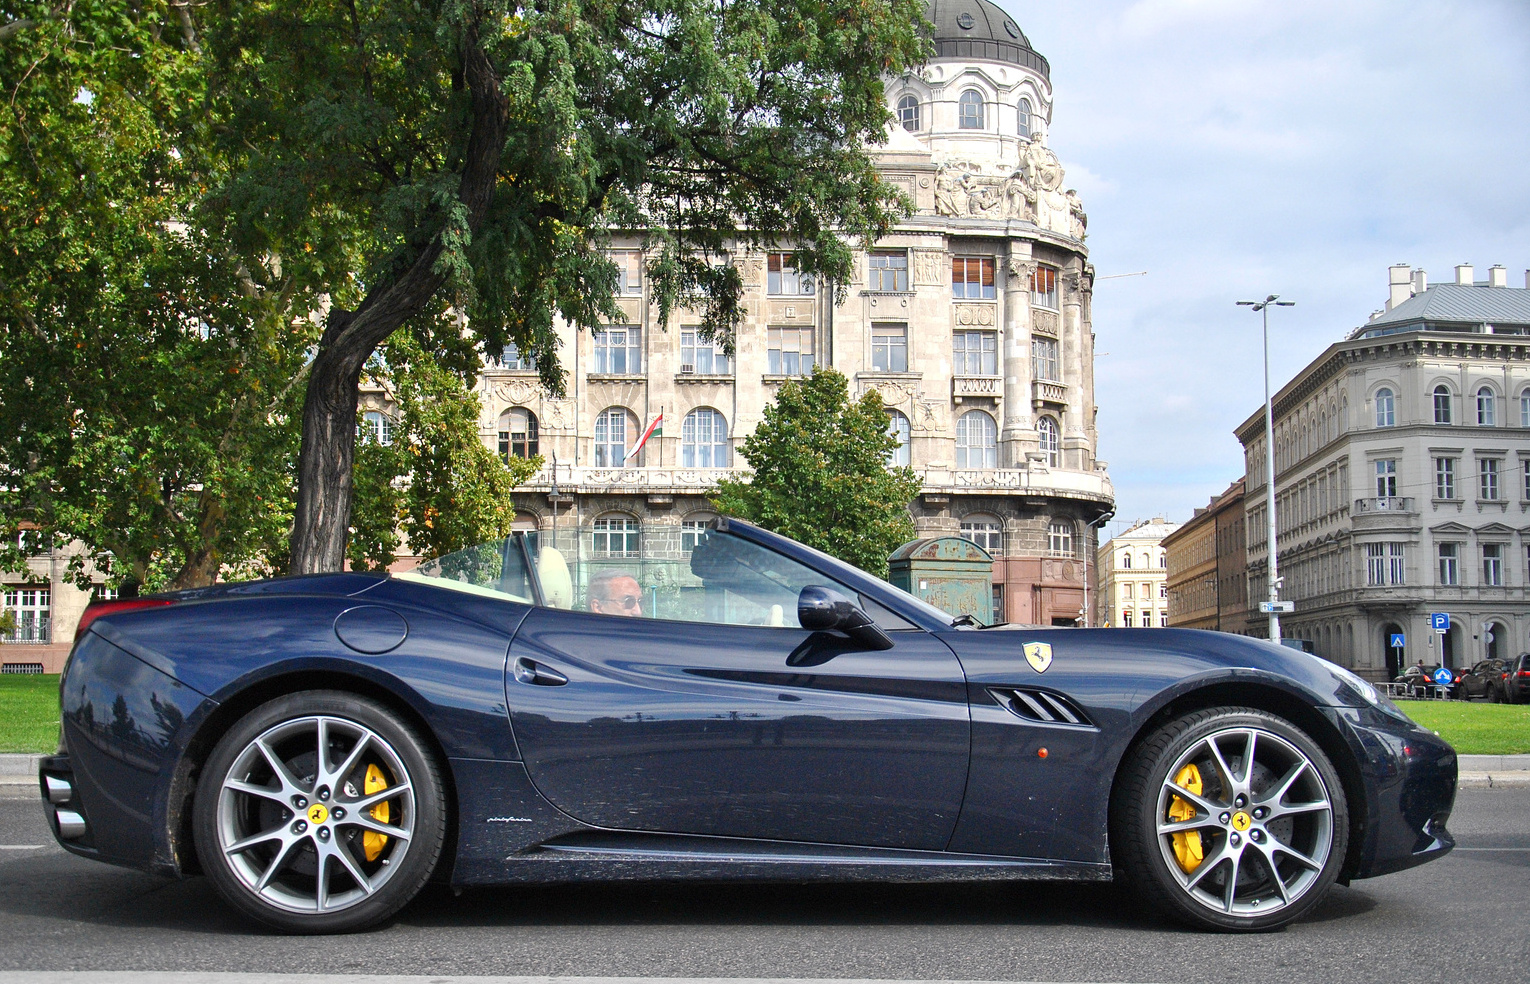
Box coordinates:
[1487,684,1500,703]
[193,690,446,934]
[1111,706,1349,932]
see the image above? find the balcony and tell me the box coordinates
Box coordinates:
[1353,497,1416,514]
[1031,379,1068,409]
[953,375,1001,402]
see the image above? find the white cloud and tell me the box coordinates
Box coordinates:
[996,0,1530,522]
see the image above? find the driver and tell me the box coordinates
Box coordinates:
[587,569,644,617]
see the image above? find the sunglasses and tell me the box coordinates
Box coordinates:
[601,594,642,610]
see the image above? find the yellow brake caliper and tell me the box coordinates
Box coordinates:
[362,763,390,862]
[1168,762,1204,873]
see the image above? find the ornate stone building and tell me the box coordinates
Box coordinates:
[1095,519,1178,629]
[1163,479,1248,633]
[471,0,1113,625]
[1235,262,1530,679]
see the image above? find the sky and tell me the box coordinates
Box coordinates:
[992,0,1530,539]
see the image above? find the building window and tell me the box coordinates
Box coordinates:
[1122,610,1134,627]
[868,251,909,292]
[956,410,998,468]
[1521,390,1530,427]
[1160,582,1168,598]
[897,94,920,131]
[958,88,984,129]
[1438,543,1459,585]
[592,326,641,374]
[1366,543,1405,586]
[1123,583,1134,600]
[767,327,815,376]
[1038,415,1060,467]
[359,410,394,446]
[1390,542,1405,584]
[1048,521,1073,557]
[1017,98,1033,139]
[952,256,996,298]
[1,587,50,643]
[1159,554,1167,568]
[681,408,729,468]
[1480,457,1501,500]
[1478,386,1497,426]
[767,252,814,295]
[1160,613,1170,628]
[870,323,909,373]
[1375,388,1395,427]
[1524,461,1530,501]
[498,407,539,461]
[960,515,1003,553]
[1120,552,1132,569]
[1433,384,1452,424]
[1483,543,1504,586]
[680,329,730,375]
[612,250,643,295]
[681,514,714,552]
[1374,459,1397,499]
[497,341,536,371]
[593,407,632,467]
[1030,264,1059,309]
[886,410,911,467]
[591,514,641,557]
[1032,337,1060,381]
[1435,457,1457,499]
[953,331,997,375]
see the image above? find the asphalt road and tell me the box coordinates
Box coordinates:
[0,788,1524,984]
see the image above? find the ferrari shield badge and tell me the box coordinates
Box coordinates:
[1024,641,1053,673]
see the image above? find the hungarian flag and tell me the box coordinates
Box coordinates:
[626,411,663,461]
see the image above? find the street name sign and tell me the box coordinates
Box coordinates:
[1259,601,1295,614]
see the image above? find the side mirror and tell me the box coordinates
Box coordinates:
[797,585,894,651]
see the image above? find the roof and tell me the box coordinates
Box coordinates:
[925,0,1050,80]
[1357,283,1530,335]
[1104,520,1181,546]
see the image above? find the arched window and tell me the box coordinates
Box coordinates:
[512,511,540,552]
[1017,98,1033,139]
[1433,384,1452,424]
[498,407,539,460]
[958,89,985,129]
[681,408,729,468]
[1048,521,1073,557]
[955,410,997,468]
[1037,416,1060,467]
[591,513,640,558]
[1521,390,1530,427]
[960,514,1002,552]
[594,407,635,467]
[1121,552,1132,569]
[897,94,920,132]
[1374,388,1394,427]
[359,410,394,446]
[886,410,911,467]
[1477,385,1496,426]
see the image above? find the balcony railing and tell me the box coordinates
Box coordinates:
[1,620,51,644]
[1031,379,1068,407]
[1353,497,1416,514]
[953,375,1001,400]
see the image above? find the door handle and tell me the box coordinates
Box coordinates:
[514,657,568,686]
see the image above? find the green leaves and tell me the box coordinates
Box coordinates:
[713,366,920,578]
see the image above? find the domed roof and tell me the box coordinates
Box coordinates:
[925,0,1050,81]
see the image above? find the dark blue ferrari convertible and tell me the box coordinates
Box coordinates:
[39,518,1455,933]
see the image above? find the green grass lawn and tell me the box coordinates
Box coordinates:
[0,674,60,754]
[1399,700,1530,755]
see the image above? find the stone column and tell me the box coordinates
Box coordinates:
[1060,258,1088,469]
[1001,241,1035,468]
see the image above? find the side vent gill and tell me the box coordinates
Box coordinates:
[988,688,1094,728]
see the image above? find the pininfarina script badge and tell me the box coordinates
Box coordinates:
[1024,642,1053,673]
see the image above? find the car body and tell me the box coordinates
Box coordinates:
[39,518,1456,933]
[1456,659,1508,701]
[1393,664,1446,698]
[1499,654,1530,703]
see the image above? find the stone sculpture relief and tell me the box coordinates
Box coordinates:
[932,145,1086,240]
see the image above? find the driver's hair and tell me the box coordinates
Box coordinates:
[587,568,639,605]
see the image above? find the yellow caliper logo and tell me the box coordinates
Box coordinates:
[1231,811,1252,831]
[307,803,329,825]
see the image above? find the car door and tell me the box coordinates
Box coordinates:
[504,531,970,852]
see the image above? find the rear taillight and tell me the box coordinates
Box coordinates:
[74,599,174,641]
[1519,671,1530,678]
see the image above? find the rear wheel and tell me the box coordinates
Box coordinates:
[193,691,445,933]
[1112,706,1348,932]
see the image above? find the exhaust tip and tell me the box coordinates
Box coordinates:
[44,775,72,805]
[55,809,86,840]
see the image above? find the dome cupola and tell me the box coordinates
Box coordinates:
[925,0,1050,81]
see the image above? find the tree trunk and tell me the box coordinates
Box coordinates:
[287,20,508,574]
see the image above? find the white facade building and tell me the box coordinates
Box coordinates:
[1096,518,1178,629]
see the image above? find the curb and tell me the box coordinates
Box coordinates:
[0,754,42,777]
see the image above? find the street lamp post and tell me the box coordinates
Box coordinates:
[1238,295,1294,643]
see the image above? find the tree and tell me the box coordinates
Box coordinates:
[188,0,930,573]
[347,335,542,572]
[713,367,920,577]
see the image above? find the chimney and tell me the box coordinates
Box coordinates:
[1412,268,1428,293]
[1456,263,1474,285]
[1488,265,1508,288]
[1387,263,1412,310]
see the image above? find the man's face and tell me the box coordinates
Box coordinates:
[590,576,643,617]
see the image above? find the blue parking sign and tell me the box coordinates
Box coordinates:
[1389,633,1406,649]
[1430,612,1449,631]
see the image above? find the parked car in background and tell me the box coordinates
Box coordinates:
[1393,664,1445,698]
[1499,653,1530,704]
[1457,659,1508,701]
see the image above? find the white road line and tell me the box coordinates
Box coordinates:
[1454,846,1530,851]
[0,976,1167,984]
[0,845,44,850]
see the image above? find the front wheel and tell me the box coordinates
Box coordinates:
[1112,706,1349,932]
[193,691,446,933]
